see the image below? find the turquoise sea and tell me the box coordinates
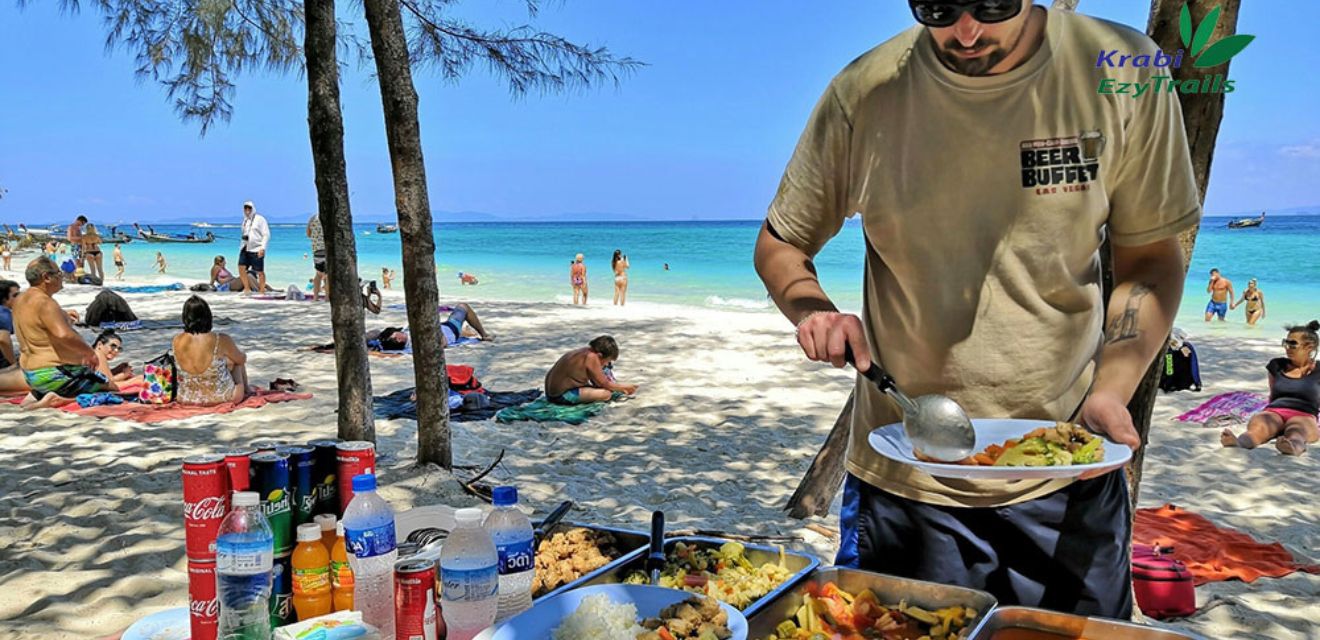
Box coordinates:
[26,214,1319,337]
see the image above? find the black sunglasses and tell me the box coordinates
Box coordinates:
[909,0,1022,28]
[1282,339,1306,349]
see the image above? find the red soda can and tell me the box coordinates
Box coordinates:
[224,447,255,493]
[395,558,438,640]
[187,560,220,640]
[182,454,229,561]
[336,441,375,513]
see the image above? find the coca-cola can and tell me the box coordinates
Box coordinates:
[277,445,316,527]
[308,438,342,517]
[336,441,375,514]
[395,558,438,640]
[223,447,255,493]
[182,454,229,561]
[252,440,289,455]
[188,560,220,640]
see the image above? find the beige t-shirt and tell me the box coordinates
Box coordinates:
[767,9,1202,508]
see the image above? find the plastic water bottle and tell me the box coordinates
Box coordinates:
[342,473,397,636]
[440,508,499,640]
[484,487,534,623]
[216,491,275,640]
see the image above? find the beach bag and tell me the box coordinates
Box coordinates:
[1133,543,1196,619]
[446,364,484,395]
[84,289,137,327]
[140,352,178,404]
[1160,342,1202,393]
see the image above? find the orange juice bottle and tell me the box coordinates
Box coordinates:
[292,523,333,621]
[315,514,338,555]
[331,521,354,612]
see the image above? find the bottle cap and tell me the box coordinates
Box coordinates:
[336,521,345,536]
[315,513,337,532]
[455,507,483,525]
[297,523,322,542]
[232,491,258,507]
[492,486,518,507]
[351,473,376,492]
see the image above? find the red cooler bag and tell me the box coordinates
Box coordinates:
[1133,543,1196,619]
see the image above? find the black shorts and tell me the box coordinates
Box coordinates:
[836,470,1133,618]
[314,250,327,274]
[238,249,265,272]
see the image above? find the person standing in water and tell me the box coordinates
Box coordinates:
[612,249,630,306]
[570,254,588,305]
[1231,278,1266,326]
[112,244,125,280]
[155,252,168,274]
[1205,268,1234,322]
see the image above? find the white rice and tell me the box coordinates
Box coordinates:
[552,594,645,640]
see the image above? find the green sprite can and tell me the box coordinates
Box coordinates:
[250,451,293,555]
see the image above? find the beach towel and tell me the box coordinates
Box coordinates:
[86,317,238,332]
[375,387,542,422]
[313,334,480,357]
[387,304,454,313]
[1173,391,1268,425]
[111,283,186,294]
[1133,504,1320,585]
[495,393,623,425]
[2,388,312,423]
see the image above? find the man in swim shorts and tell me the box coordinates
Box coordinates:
[13,257,106,408]
[371,302,493,350]
[1205,268,1233,322]
[544,335,638,404]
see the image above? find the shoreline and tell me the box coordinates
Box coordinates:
[0,272,1315,639]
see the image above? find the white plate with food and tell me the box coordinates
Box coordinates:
[477,583,748,640]
[868,419,1131,480]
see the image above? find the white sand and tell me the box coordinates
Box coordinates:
[0,264,1315,639]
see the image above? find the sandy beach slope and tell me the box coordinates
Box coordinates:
[0,267,1314,639]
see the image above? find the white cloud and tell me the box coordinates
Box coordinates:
[1278,142,1320,159]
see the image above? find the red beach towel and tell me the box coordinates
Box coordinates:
[1134,504,1320,585]
[4,388,312,423]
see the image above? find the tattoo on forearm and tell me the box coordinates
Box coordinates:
[1104,282,1156,345]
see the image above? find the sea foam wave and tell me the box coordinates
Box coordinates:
[705,295,770,310]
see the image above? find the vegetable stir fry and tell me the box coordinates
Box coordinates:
[623,541,794,610]
[762,582,978,640]
[919,422,1104,467]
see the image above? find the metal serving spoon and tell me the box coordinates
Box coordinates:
[844,345,976,462]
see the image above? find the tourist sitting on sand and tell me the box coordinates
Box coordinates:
[1222,320,1320,455]
[544,335,638,405]
[0,278,29,395]
[210,255,243,292]
[92,329,144,388]
[172,295,252,405]
[13,257,108,409]
[369,303,494,351]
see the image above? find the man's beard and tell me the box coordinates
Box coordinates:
[934,37,1010,76]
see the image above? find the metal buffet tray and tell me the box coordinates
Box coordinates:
[576,535,821,618]
[970,606,1207,639]
[531,521,651,601]
[745,567,998,639]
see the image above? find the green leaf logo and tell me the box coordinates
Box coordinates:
[1179,1,1254,68]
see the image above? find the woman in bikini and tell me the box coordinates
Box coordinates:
[81,224,105,281]
[210,255,242,291]
[1222,320,1320,455]
[611,249,630,306]
[570,253,588,305]
[172,296,252,405]
[1231,278,1266,326]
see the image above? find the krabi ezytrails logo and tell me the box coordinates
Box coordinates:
[1096,1,1254,98]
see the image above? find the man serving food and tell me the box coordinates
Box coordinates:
[755,0,1199,617]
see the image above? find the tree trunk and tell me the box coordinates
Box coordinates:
[362,0,451,467]
[785,392,854,518]
[1128,0,1241,505]
[305,0,375,441]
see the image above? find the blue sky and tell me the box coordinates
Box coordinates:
[0,1,1313,223]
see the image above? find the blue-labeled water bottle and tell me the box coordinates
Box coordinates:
[441,508,499,640]
[341,474,397,637]
[215,491,275,640]
[484,487,534,623]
